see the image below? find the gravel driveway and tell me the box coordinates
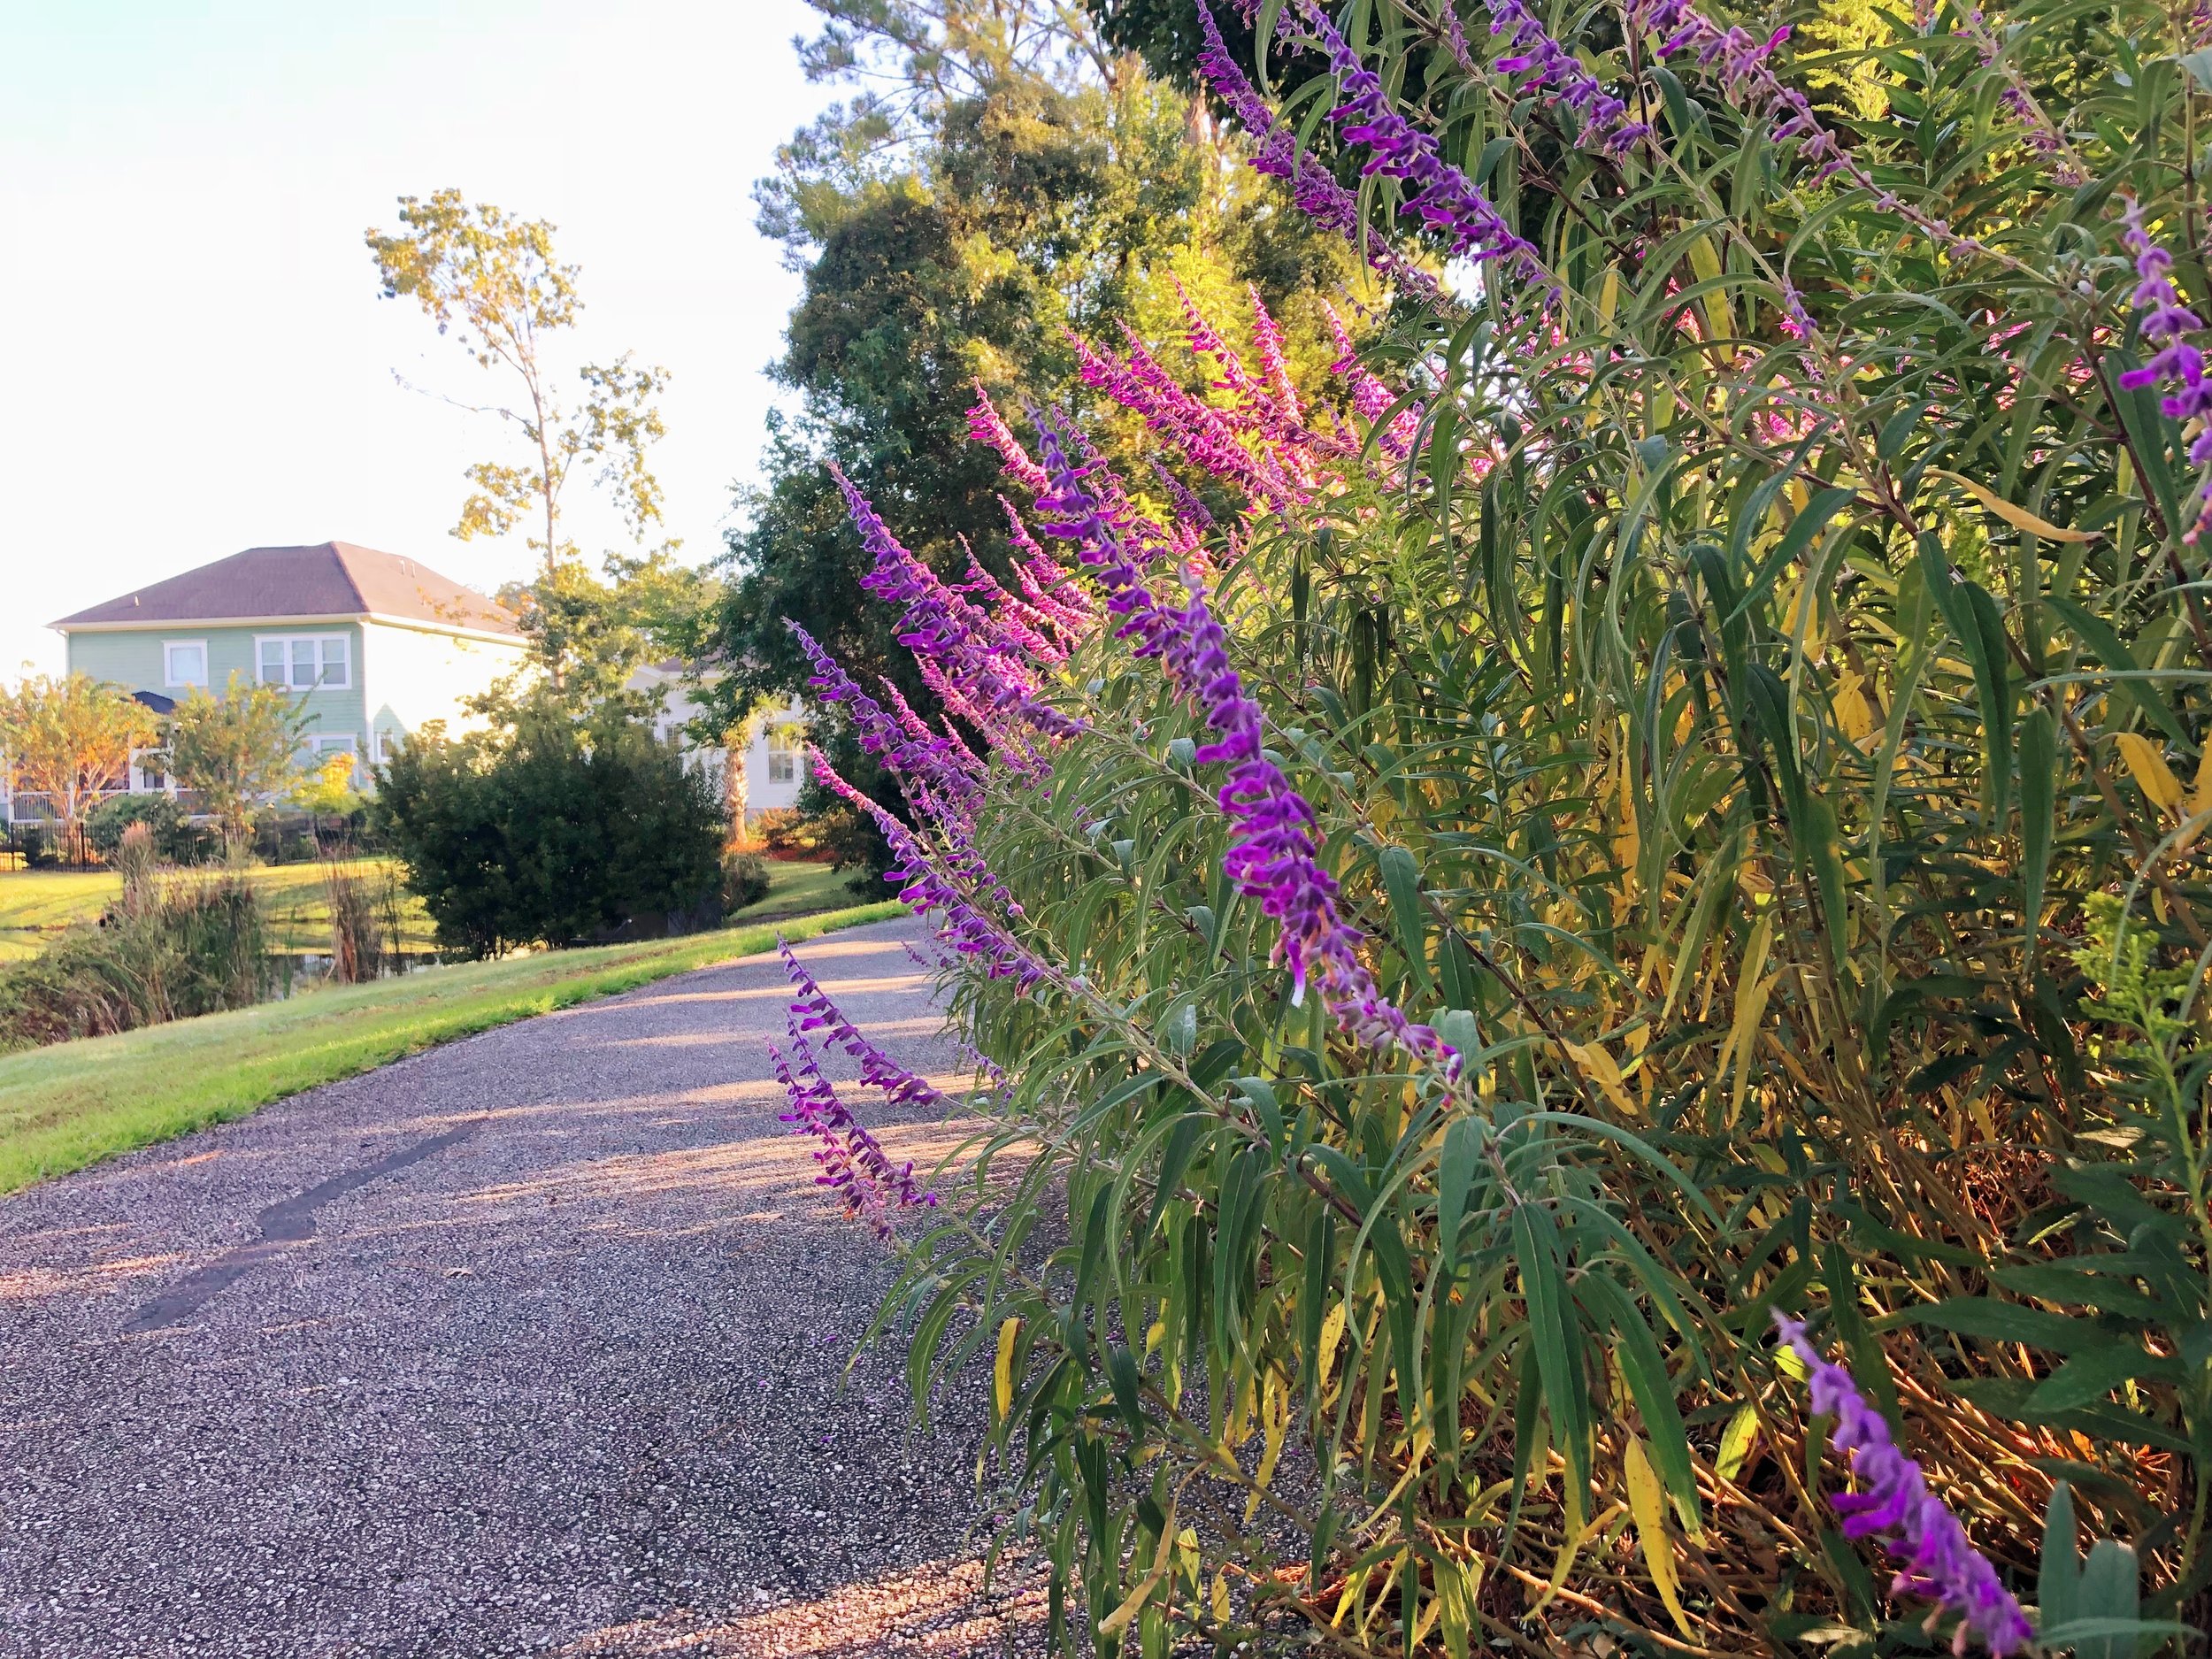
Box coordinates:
[0,918,1039,1658]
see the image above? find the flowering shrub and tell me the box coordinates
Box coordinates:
[772,0,2212,1651]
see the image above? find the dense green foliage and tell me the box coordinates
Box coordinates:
[373,700,724,956]
[83,793,198,862]
[830,0,2212,1652]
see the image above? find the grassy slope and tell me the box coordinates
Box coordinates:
[0,900,905,1194]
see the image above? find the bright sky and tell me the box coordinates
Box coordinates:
[0,0,834,678]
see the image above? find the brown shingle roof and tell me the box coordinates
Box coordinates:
[50,541,520,636]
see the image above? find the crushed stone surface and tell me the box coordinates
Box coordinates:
[0,919,1043,1658]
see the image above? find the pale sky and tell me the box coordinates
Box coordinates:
[0,1,835,677]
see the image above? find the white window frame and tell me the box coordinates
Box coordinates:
[163,640,209,689]
[764,726,803,785]
[309,733,359,758]
[254,633,351,691]
[373,729,402,764]
[128,747,172,794]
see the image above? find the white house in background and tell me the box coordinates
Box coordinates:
[626,662,809,820]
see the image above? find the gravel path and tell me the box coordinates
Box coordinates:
[0,918,1040,1658]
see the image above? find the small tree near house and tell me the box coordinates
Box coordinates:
[167,674,310,850]
[0,673,159,838]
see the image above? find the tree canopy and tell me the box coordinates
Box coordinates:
[708,1,1361,741]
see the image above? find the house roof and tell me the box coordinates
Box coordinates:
[50,541,521,637]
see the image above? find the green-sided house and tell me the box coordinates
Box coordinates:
[50,541,526,789]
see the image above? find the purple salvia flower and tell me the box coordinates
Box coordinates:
[1774,1314,2034,1655]
[2114,198,2212,542]
[770,1022,936,1236]
[966,384,1052,493]
[1194,4,1442,300]
[1325,303,1423,459]
[1479,0,1648,154]
[1033,411,1459,1079]
[831,464,1087,744]
[954,538,1066,664]
[810,746,1050,989]
[2116,198,2210,415]
[1071,328,1306,509]
[779,939,949,1110]
[1152,460,1217,538]
[999,499,1094,634]
[1248,287,1302,423]
[786,621,986,822]
[1174,280,1349,471]
[1291,0,1551,297]
[1622,0,1985,262]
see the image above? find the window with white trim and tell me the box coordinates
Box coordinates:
[257,634,350,689]
[164,641,208,688]
[310,734,358,757]
[373,729,402,764]
[765,726,802,784]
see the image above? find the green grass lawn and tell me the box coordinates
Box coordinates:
[0,855,860,961]
[0,899,907,1194]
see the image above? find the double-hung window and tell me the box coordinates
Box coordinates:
[765,726,802,784]
[257,634,350,689]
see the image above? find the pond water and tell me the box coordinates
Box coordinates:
[269,949,461,993]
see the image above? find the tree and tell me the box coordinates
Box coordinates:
[0,674,158,838]
[710,1,1357,860]
[373,694,723,956]
[367,189,701,695]
[167,675,309,849]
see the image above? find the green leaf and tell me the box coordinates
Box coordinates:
[2039,1480,2078,1635]
[1895,1297,2105,1351]
[2019,705,2055,957]
[2026,1344,2183,1412]
[1377,844,1431,993]
[2045,593,2190,745]
[1512,1203,1588,1488]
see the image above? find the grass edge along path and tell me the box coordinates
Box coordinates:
[0,901,907,1195]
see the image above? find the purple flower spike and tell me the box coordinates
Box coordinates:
[779,939,948,1111]
[830,462,1086,747]
[769,1020,936,1238]
[1477,0,1648,154]
[1193,4,1441,299]
[1774,1314,2034,1655]
[2112,198,2212,541]
[1031,410,1459,1082]
[1291,1,1551,298]
[810,746,1051,991]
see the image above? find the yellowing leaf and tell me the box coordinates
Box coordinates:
[1614,747,1640,877]
[994,1317,1020,1419]
[2192,743,2212,819]
[1832,668,1876,743]
[1625,1438,1696,1640]
[1097,1510,1180,1637]
[1247,1371,1291,1522]
[1927,468,2100,541]
[1715,1402,1761,1483]
[1317,1301,1348,1392]
[2116,732,2185,816]
[1687,234,1733,341]
[1563,1039,1639,1118]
